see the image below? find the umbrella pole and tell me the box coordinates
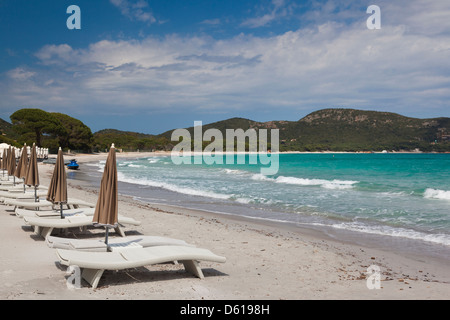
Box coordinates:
[60,203,64,219]
[23,178,26,193]
[34,186,38,202]
[105,227,109,246]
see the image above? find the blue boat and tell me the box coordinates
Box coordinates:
[67,159,79,170]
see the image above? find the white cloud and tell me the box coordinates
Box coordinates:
[200,18,221,25]
[1,0,449,119]
[110,0,156,24]
[7,68,35,81]
[241,0,290,28]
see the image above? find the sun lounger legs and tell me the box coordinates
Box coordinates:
[81,268,105,289]
[78,260,204,289]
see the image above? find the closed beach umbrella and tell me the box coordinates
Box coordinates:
[7,146,16,183]
[92,144,118,245]
[47,147,68,219]
[15,144,28,191]
[25,143,40,201]
[1,148,7,177]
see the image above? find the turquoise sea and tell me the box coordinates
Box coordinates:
[86,153,450,249]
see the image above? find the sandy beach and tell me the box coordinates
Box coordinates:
[0,152,449,300]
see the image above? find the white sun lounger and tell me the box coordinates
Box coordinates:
[0,178,18,185]
[4,198,95,210]
[46,235,193,251]
[23,214,141,238]
[56,245,226,288]
[0,184,47,191]
[16,207,96,218]
[0,190,48,201]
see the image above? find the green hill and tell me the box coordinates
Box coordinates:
[278,108,450,151]
[159,108,450,152]
[93,129,170,152]
[0,117,20,146]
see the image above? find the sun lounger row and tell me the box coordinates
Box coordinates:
[6,197,226,289]
[1,146,226,290]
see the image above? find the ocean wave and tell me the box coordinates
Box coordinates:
[251,174,358,190]
[423,188,450,200]
[222,168,247,175]
[250,173,273,181]
[128,164,144,168]
[330,222,450,246]
[147,158,161,164]
[378,191,406,196]
[235,197,254,204]
[117,172,230,200]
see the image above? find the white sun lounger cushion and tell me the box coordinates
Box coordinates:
[0,190,47,199]
[24,215,141,238]
[24,215,140,227]
[16,207,96,218]
[46,235,192,251]
[5,198,95,209]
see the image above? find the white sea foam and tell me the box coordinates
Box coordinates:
[423,188,450,201]
[378,191,406,197]
[330,222,450,246]
[251,173,273,181]
[222,169,247,175]
[235,197,254,204]
[117,172,230,200]
[128,164,143,168]
[147,158,161,164]
[251,174,358,190]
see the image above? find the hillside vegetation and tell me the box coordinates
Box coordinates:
[161,109,450,152]
[1,108,449,152]
[93,129,170,152]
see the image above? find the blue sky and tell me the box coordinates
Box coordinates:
[1,0,449,134]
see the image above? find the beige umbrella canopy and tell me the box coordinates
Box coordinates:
[14,144,28,191]
[25,143,40,201]
[47,147,68,219]
[92,144,118,245]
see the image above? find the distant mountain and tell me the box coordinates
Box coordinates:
[278,108,450,151]
[4,108,450,152]
[159,108,450,152]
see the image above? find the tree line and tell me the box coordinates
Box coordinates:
[9,109,94,153]
[6,108,171,153]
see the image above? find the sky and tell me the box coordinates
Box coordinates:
[1,0,449,134]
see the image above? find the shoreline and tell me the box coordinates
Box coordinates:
[53,150,450,164]
[1,155,449,299]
